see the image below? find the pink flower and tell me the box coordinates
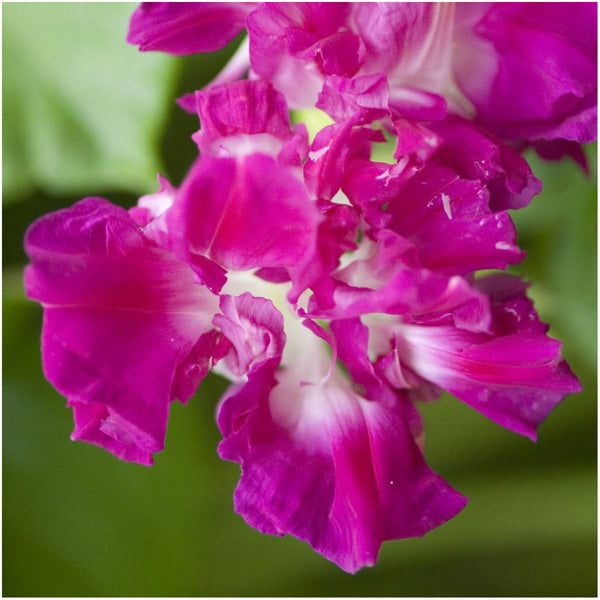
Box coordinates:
[128,2,597,147]
[25,3,592,571]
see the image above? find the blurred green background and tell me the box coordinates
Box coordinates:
[3,3,597,596]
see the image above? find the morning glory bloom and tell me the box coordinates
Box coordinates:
[24,2,593,574]
[128,2,597,145]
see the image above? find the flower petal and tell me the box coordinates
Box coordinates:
[312,229,492,333]
[218,356,467,572]
[24,198,219,464]
[454,3,597,142]
[316,73,390,125]
[287,202,360,308]
[213,292,285,377]
[129,174,176,227]
[304,120,385,202]
[374,275,582,439]
[385,163,525,275]
[167,153,320,272]
[247,3,354,108]
[354,3,455,96]
[127,2,253,55]
[192,80,300,160]
[427,116,542,211]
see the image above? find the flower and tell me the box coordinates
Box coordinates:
[23,3,593,573]
[128,2,597,146]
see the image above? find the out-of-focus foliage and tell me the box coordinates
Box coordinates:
[2,3,176,199]
[3,3,597,597]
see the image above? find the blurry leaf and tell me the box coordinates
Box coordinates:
[511,144,597,375]
[2,3,178,200]
[291,108,334,142]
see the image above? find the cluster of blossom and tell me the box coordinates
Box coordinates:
[24,3,595,573]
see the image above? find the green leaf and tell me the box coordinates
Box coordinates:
[2,3,178,200]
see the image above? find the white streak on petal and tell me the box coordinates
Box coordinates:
[441,193,453,220]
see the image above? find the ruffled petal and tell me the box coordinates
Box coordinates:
[192,80,301,160]
[287,202,360,308]
[167,153,320,272]
[427,116,542,211]
[330,317,396,407]
[385,163,524,274]
[341,158,417,230]
[287,28,365,78]
[129,174,176,227]
[304,120,385,202]
[24,198,219,464]
[388,86,448,122]
[353,3,455,96]
[217,354,467,573]
[454,3,597,142]
[526,139,589,174]
[246,3,355,108]
[373,275,582,440]
[213,292,285,377]
[127,2,253,55]
[311,229,492,333]
[171,330,231,404]
[316,73,390,125]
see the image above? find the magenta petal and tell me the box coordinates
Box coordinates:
[323,268,491,332]
[473,273,547,336]
[344,146,526,276]
[177,92,198,114]
[129,174,176,227]
[312,31,365,77]
[213,292,285,377]
[385,163,525,275]
[402,327,581,440]
[354,3,455,95]
[127,2,253,55]
[313,229,492,333]
[393,276,582,439]
[330,317,396,407]
[247,3,353,108]
[278,123,310,168]
[168,153,320,272]
[71,402,155,466]
[428,116,542,211]
[218,361,467,572]
[342,158,417,230]
[171,330,231,404]
[43,308,191,464]
[373,340,443,404]
[528,139,589,174]
[454,3,597,142]
[193,80,294,157]
[216,358,279,463]
[24,198,219,464]
[304,121,386,202]
[388,86,447,122]
[392,118,443,163]
[287,202,360,308]
[254,267,291,284]
[288,29,364,78]
[316,73,390,124]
